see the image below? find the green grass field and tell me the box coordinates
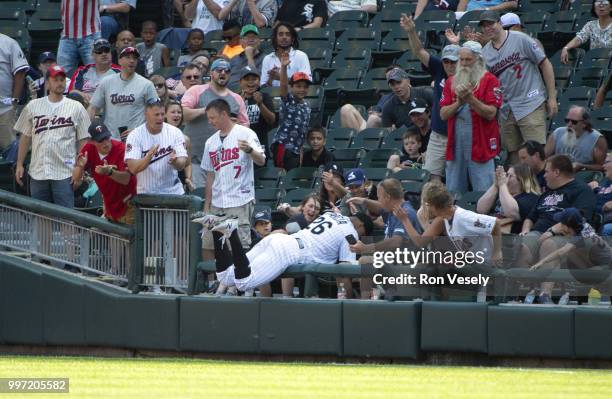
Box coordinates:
[1,356,611,398]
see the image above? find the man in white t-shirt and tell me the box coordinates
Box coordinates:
[185,0,230,33]
[195,98,265,259]
[260,22,311,87]
[125,101,188,194]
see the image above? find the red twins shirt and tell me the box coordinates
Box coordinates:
[201,124,264,208]
[80,139,136,220]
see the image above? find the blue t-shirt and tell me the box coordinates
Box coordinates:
[595,179,612,214]
[424,55,448,136]
[274,92,311,155]
[382,201,422,240]
[466,0,507,11]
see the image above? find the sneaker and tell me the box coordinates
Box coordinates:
[226,286,238,296]
[211,217,239,245]
[191,212,227,230]
[215,283,228,296]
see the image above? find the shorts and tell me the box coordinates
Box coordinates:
[501,102,547,152]
[423,131,447,177]
[105,201,136,225]
[522,231,569,262]
[0,108,16,150]
[202,200,254,250]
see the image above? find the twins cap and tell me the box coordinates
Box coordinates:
[88,119,112,142]
[211,58,231,71]
[46,64,66,79]
[240,65,260,79]
[93,38,111,51]
[387,68,410,82]
[119,46,140,58]
[479,10,501,25]
[240,24,259,37]
[500,12,522,28]
[441,44,460,61]
[38,51,56,64]
[345,168,366,186]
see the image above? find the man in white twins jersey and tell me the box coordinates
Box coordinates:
[14,65,90,208]
[209,211,373,292]
[125,101,188,194]
[199,99,265,259]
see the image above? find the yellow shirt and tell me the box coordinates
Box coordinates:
[221,44,244,59]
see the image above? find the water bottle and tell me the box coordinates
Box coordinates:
[476,286,487,303]
[524,289,536,304]
[588,288,601,305]
[293,286,300,298]
[558,292,570,306]
[337,282,346,300]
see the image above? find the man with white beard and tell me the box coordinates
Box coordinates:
[440,41,503,194]
[544,105,608,172]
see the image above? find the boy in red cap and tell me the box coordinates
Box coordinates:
[270,52,311,171]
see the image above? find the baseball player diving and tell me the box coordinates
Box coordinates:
[194,211,373,293]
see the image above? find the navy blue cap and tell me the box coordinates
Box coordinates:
[345,168,366,186]
[88,119,112,142]
[553,208,584,231]
[38,51,56,64]
[253,209,271,223]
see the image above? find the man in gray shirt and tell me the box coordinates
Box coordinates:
[480,10,557,164]
[88,46,158,139]
[544,105,608,172]
[229,24,265,91]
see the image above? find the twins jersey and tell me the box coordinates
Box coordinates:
[201,124,264,208]
[14,97,90,180]
[444,207,496,261]
[124,122,188,195]
[482,31,546,121]
[90,72,158,138]
[217,212,358,291]
[0,34,29,116]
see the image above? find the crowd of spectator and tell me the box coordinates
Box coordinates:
[0,0,610,301]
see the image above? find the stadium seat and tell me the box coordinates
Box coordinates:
[0,7,28,29]
[278,168,317,190]
[378,27,413,55]
[591,108,612,123]
[454,10,485,34]
[520,12,548,35]
[327,128,355,150]
[305,85,325,126]
[361,167,389,185]
[0,25,31,54]
[579,48,612,69]
[152,66,181,78]
[539,10,580,52]
[519,0,561,12]
[255,188,282,208]
[335,28,381,52]
[395,50,436,72]
[380,126,408,149]
[414,10,456,49]
[568,67,605,88]
[402,181,424,196]
[299,27,334,47]
[327,106,366,130]
[551,48,585,69]
[349,128,385,150]
[456,191,485,211]
[575,170,603,185]
[558,86,596,109]
[330,47,372,71]
[553,66,573,90]
[281,188,318,207]
[358,149,399,168]
[391,168,430,183]
[368,6,411,35]
[595,120,612,149]
[254,167,281,189]
[3,0,37,12]
[329,148,364,168]
[324,68,364,111]
[327,10,369,29]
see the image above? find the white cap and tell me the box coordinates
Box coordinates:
[462,40,483,55]
[501,12,522,28]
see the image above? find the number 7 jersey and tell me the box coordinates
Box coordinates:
[294,212,358,265]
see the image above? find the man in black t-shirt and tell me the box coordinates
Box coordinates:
[276,0,327,30]
[381,69,433,130]
[301,127,335,167]
[239,66,276,155]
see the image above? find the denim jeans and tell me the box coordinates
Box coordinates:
[101,15,121,40]
[602,223,612,236]
[29,177,74,208]
[57,31,101,77]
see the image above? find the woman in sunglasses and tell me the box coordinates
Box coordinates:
[150,74,170,104]
[561,0,612,64]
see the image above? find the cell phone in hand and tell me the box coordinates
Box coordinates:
[345,234,357,245]
[118,126,128,142]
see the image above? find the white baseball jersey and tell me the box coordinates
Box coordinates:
[14,97,90,180]
[0,33,29,116]
[201,123,265,208]
[217,212,358,291]
[124,122,188,195]
[444,206,497,261]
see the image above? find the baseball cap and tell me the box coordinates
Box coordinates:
[240,24,259,37]
[553,208,585,232]
[462,40,483,55]
[38,51,56,64]
[211,58,231,71]
[240,65,260,79]
[326,163,345,182]
[46,65,66,79]
[441,44,460,61]
[345,168,366,186]
[387,68,410,83]
[290,71,312,84]
[252,209,271,224]
[408,98,429,115]
[88,119,112,142]
[93,38,111,52]
[119,46,140,58]
[500,12,522,28]
[479,10,501,25]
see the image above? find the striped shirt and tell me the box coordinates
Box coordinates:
[62,0,101,39]
[14,97,91,180]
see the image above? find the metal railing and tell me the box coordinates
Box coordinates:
[0,190,134,282]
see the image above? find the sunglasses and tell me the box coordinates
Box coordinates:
[94,48,111,54]
[212,68,230,73]
[223,35,238,40]
[565,118,583,124]
[184,75,201,80]
[154,83,165,89]
[595,0,609,6]
[442,59,457,64]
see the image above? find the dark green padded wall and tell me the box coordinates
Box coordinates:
[421,302,488,353]
[574,308,612,359]
[42,272,86,346]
